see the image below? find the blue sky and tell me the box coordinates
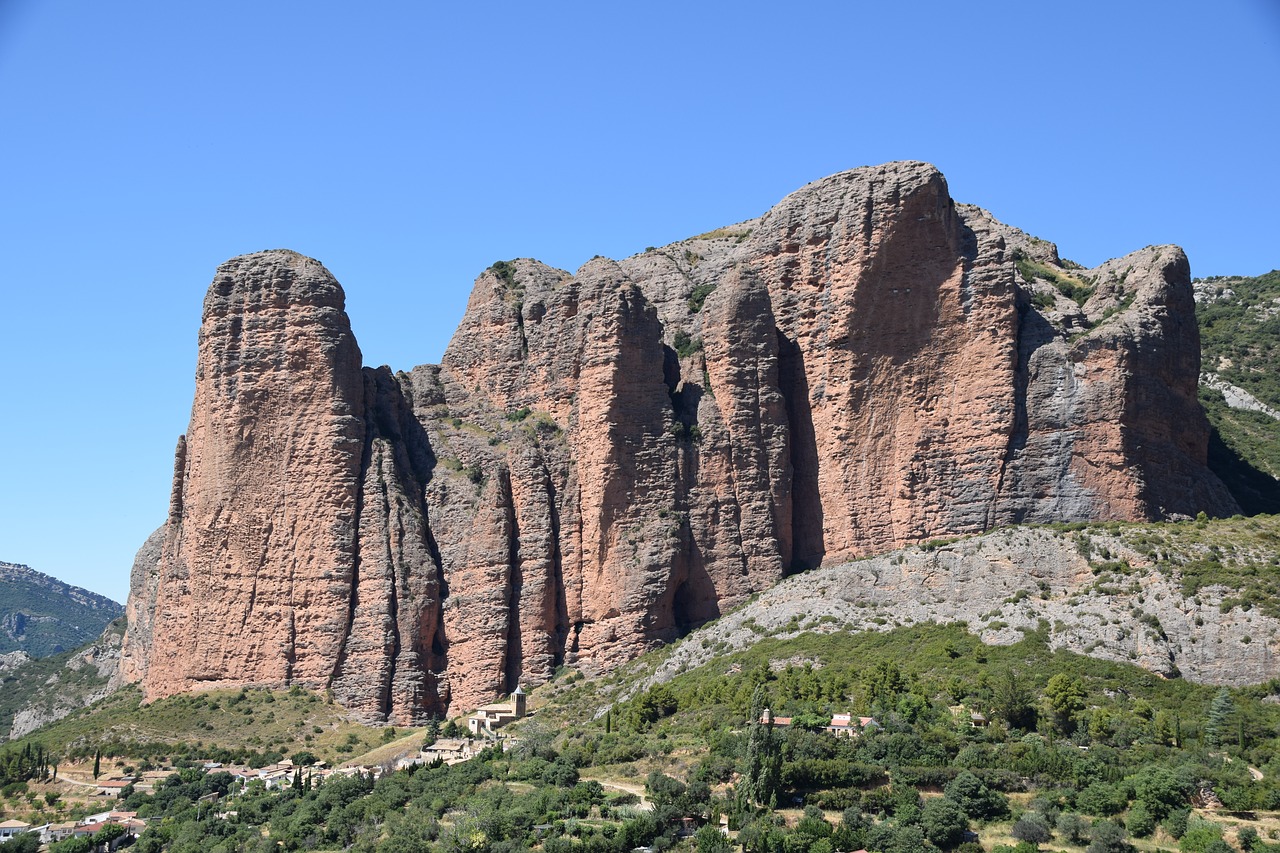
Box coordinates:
[2,1,1278,603]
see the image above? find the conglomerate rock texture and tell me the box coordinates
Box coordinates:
[121,162,1238,721]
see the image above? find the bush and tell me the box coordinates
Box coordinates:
[1076,782,1128,817]
[1012,812,1053,844]
[1056,812,1092,846]
[945,771,1010,821]
[921,796,968,849]
[1162,808,1190,840]
[1087,820,1134,853]
[1179,817,1224,853]
[1124,801,1155,838]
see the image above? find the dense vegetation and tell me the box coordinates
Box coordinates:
[1196,271,1280,513]
[15,621,1280,853]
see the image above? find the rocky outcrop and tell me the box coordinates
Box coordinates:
[639,517,1280,691]
[121,251,443,722]
[122,162,1239,721]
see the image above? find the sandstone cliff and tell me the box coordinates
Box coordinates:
[122,162,1238,721]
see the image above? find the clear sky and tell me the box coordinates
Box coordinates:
[1,1,1278,603]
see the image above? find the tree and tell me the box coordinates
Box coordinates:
[0,834,41,853]
[1076,782,1127,817]
[863,661,906,711]
[1056,813,1091,846]
[944,771,1009,821]
[1012,812,1052,845]
[921,796,969,849]
[742,686,782,808]
[1162,809,1191,840]
[1180,816,1224,853]
[1086,820,1134,853]
[1238,827,1259,851]
[696,824,732,853]
[1125,801,1155,838]
[92,748,101,780]
[1204,689,1234,750]
[992,669,1037,731]
[1131,766,1191,820]
[1044,674,1087,736]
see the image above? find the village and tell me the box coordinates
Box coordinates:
[0,690,539,851]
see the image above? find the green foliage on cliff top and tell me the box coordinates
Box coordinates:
[1014,252,1095,306]
[1198,271,1280,411]
[1196,271,1280,513]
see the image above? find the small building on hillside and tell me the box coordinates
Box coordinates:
[468,686,527,736]
[43,822,78,843]
[760,709,877,736]
[94,780,133,798]
[0,821,32,842]
[758,709,793,726]
[827,714,879,737]
[424,738,477,763]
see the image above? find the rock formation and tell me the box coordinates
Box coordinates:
[122,161,1238,721]
[638,517,1280,692]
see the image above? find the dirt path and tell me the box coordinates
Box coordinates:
[583,776,652,811]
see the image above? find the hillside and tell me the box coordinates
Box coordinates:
[1196,271,1280,514]
[0,561,123,657]
[626,514,1280,694]
[4,682,396,767]
[0,618,125,742]
[11,579,1280,853]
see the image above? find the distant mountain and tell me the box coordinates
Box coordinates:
[1196,270,1280,514]
[0,561,123,658]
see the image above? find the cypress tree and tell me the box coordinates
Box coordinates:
[743,685,781,808]
[93,748,101,780]
[1205,689,1234,749]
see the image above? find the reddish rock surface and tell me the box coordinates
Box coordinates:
[122,163,1237,720]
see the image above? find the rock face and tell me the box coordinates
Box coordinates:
[122,162,1239,720]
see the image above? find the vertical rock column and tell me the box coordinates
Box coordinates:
[123,250,367,698]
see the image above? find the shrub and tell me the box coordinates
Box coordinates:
[1013,812,1053,844]
[1124,801,1155,838]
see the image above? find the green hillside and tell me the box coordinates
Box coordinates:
[0,561,123,658]
[1196,271,1280,514]
[5,682,399,770]
[10,622,1280,853]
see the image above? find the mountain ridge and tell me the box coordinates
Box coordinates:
[0,560,123,658]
